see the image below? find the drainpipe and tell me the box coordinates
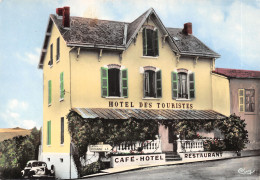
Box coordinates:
[69,47,76,179]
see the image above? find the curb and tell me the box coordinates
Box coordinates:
[80,154,260,179]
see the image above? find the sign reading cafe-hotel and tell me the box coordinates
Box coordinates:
[110,154,166,167]
[109,101,194,109]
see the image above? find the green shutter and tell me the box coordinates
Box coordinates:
[60,72,64,99]
[156,70,162,98]
[121,69,128,98]
[142,28,147,56]
[189,73,195,98]
[238,89,245,112]
[153,29,159,56]
[101,67,108,97]
[47,121,51,145]
[172,72,178,99]
[48,80,52,104]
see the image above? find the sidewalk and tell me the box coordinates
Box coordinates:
[81,150,260,179]
[81,157,235,178]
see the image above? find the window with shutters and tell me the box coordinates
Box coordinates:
[56,37,60,61]
[142,27,159,57]
[239,89,255,112]
[172,69,195,100]
[48,80,52,105]
[60,72,64,101]
[143,67,162,98]
[47,120,51,145]
[48,44,53,66]
[61,117,64,144]
[101,65,128,98]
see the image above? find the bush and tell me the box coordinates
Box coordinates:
[1,166,22,179]
[203,138,226,151]
[216,114,249,151]
[81,161,106,176]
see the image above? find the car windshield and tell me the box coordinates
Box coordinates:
[31,162,46,167]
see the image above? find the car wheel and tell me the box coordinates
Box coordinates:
[28,171,35,179]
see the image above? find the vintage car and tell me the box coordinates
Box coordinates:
[21,160,55,178]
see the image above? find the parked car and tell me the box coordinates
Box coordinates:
[21,160,55,178]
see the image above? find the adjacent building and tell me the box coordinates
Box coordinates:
[213,68,260,150]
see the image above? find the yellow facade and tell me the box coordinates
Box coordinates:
[42,18,227,155]
[43,23,71,153]
[212,73,231,116]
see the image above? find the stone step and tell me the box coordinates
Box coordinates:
[165,155,181,158]
[165,157,182,161]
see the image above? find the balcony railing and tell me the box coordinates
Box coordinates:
[176,139,204,153]
[113,139,162,153]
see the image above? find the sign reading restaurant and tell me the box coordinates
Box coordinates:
[109,101,194,109]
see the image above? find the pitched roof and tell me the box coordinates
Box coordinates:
[213,68,260,79]
[167,28,220,58]
[39,8,219,68]
[126,8,151,43]
[73,108,226,120]
[51,15,127,47]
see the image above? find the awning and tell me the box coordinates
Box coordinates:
[72,108,226,120]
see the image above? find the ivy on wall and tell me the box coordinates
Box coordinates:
[67,110,159,176]
[67,111,248,176]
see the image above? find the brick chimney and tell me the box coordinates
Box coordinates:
[56,7,70,28]
[182,22,192,35]
[56,8,63,16]
[63,6,70,28]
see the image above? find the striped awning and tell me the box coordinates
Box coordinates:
[72,108,226,120]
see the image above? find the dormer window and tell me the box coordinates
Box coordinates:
[142,26,159,57]
[172,69,195,100]
[101,65,128,98]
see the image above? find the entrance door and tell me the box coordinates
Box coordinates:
[168,125,177,152]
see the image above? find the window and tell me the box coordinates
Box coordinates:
[172,70,195,99]
[239,89,255,112]
[101,66,128,98]
[48,80,52,105]
[56,37,60,61]
[61,117,64,144]
[142,27,159,57]
[143,68,162,98]
[60,72,64,100]
[47,121,51,145]
[48,44,53,66]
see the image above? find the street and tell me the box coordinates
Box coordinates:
[86,156,260,180]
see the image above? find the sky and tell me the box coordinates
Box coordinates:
[0,0,259,129]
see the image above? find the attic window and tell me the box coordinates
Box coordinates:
[142,27,159,57]
[173,37,179,41]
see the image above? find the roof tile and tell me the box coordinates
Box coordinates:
[213,68,260,78]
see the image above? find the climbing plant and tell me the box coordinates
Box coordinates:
[160,114,249,151]
[67,110,159,176]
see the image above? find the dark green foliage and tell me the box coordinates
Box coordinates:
[81,161,107,175]
[0,127,41,179]
[161,114,249,151]
[67,111,159,158]
[215,114,249,151]
[67,110,159,176]
[203,138,226,151]
[162,119,215,140]
[1,166,22,179]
